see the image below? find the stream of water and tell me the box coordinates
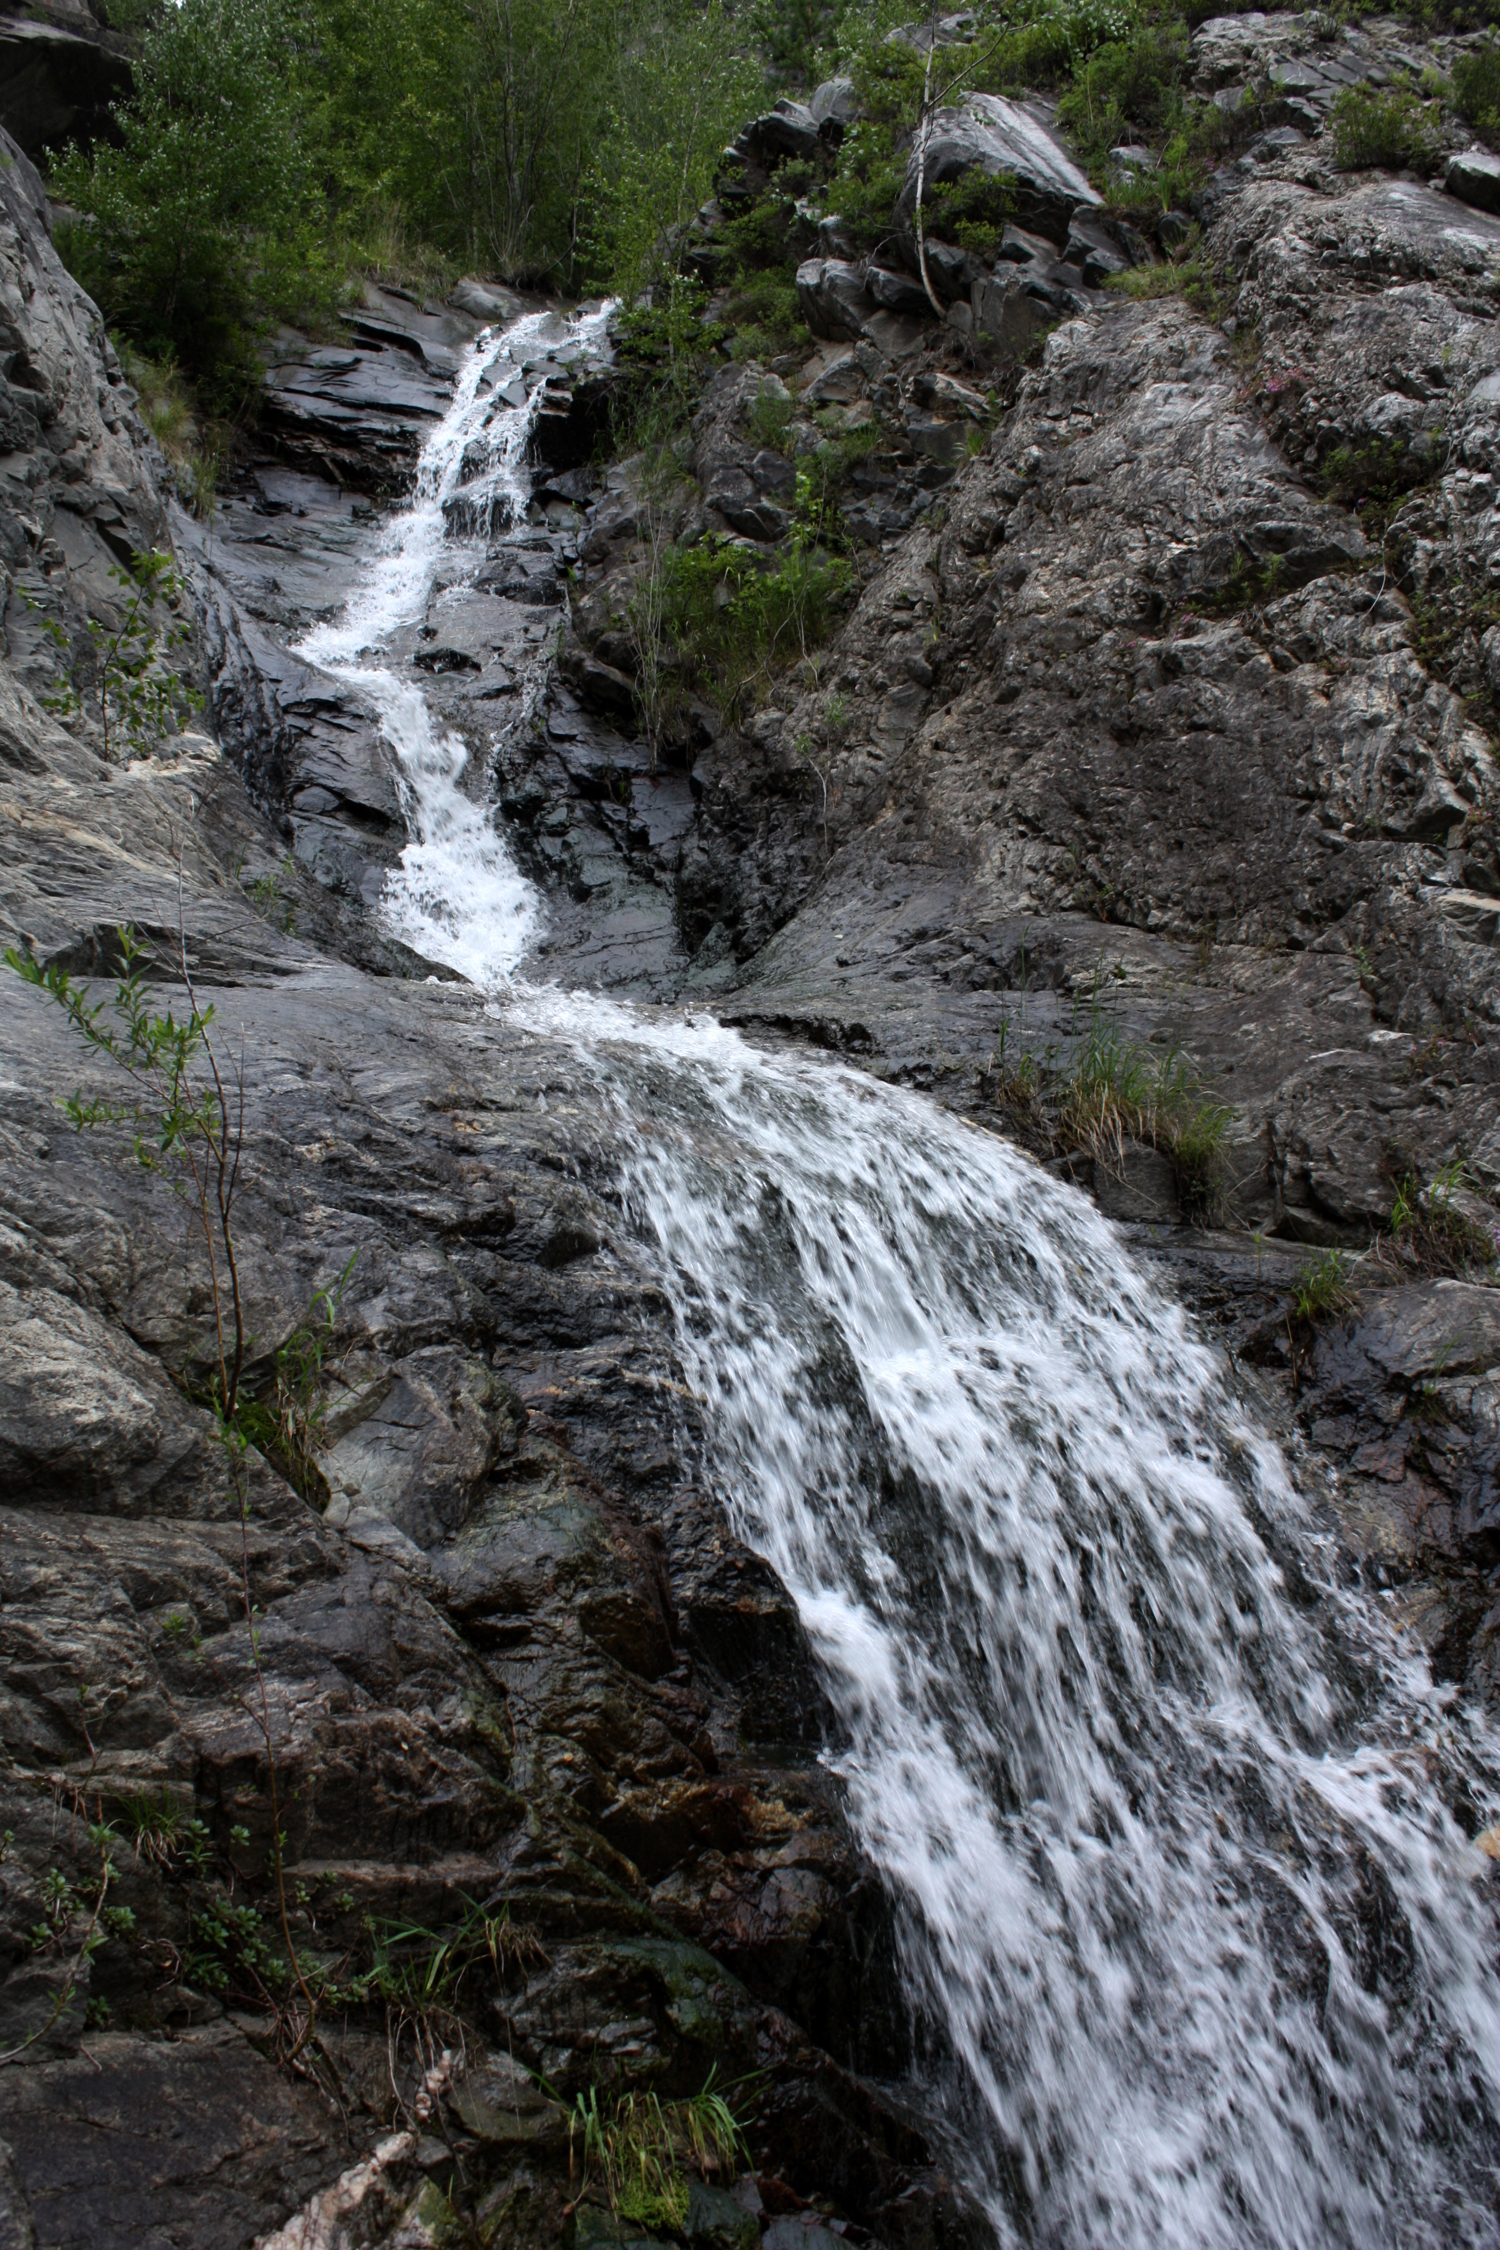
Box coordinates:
[296,313,1500,2250]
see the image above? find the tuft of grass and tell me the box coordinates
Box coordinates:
[117,342,229,521]
[569,2071,749,2229]
[1106,261,1194,301]
[1053,1009,1232,1213]
[1291,1248,1356,1324]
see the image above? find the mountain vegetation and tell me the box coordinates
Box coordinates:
[50,0,1500,417]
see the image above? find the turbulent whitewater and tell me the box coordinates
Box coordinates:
[305,315,1500,2250]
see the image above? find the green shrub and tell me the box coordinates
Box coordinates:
[1454,41,1500,144]
[1056,24,1190,159]
[51,0,341,403]
[1330,82,1445,171]
[923,166,1016,256]
[664,525,852,719]
[748,386,798,450]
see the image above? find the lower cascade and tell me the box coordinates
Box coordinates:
[301,311,1500,2250]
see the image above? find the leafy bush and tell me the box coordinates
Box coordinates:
[1056,24,1190,155]
[664,525,852,719]
[923,165,1017,254]
[1453,40,1500,144]
[52,0,339,403]
[749,386,798,450]
[1330,82,1445,171]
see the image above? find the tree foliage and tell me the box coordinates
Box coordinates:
[53,0,758,390]
[52,0,338,401]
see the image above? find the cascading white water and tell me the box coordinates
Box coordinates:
[296,304,613,983]
[513,986,1500,2250]
[301,316,1500,2250]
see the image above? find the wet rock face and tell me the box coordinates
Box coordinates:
[0,140,963,2250]
[893,93,1101,256]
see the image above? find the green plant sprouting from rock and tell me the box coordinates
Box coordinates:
[28,548,201,764]
[568,2071,750,2230]
[1291,1247,1356,1325]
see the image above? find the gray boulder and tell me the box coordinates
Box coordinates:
[1446,149,1500,216]
[816,213,860,260]
[868,264,936,318]
[449,278,523,322]
[886,11,979,54]
[1065,212,1133,283]
[970,267,1057,356]
[923,237,985,300]
[796,256,879,341]
[897,94,1102,253]
[741,99,821,167]
[810,77,859,133]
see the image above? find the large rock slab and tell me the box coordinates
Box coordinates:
[895,93,1101,255]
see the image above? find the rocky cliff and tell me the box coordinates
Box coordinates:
[0,128,957,2250]
[3,5,1500,2240]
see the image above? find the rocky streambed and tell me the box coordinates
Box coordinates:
[4,7,1500,2239]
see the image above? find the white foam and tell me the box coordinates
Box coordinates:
[510,984,1500,2250]
[294,303,613,982]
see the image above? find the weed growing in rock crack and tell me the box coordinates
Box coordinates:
[1387,1163,1499,1275]
[234,1251,357,1501]
[1,1795,119,2064]
[25,547,201,764]
[363,1898,547,2022]
[246,854,298,934]
[568,2070,749,2230]
[1056,1004,1234,1212]
[1291,1248,1357,1324]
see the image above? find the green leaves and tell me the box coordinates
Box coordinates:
[23,548,200,766]
[51,0,338,396]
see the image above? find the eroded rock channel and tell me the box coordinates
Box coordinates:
[4,16,1500,2243]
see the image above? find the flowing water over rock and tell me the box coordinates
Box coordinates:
[301,310,1500,2250]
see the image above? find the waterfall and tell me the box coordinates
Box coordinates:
[297,315,1500,2250]
[297,304,613,984]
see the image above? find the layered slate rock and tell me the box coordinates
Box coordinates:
[257,287,470,495]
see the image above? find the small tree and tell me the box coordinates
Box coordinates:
[32,548,200,764]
